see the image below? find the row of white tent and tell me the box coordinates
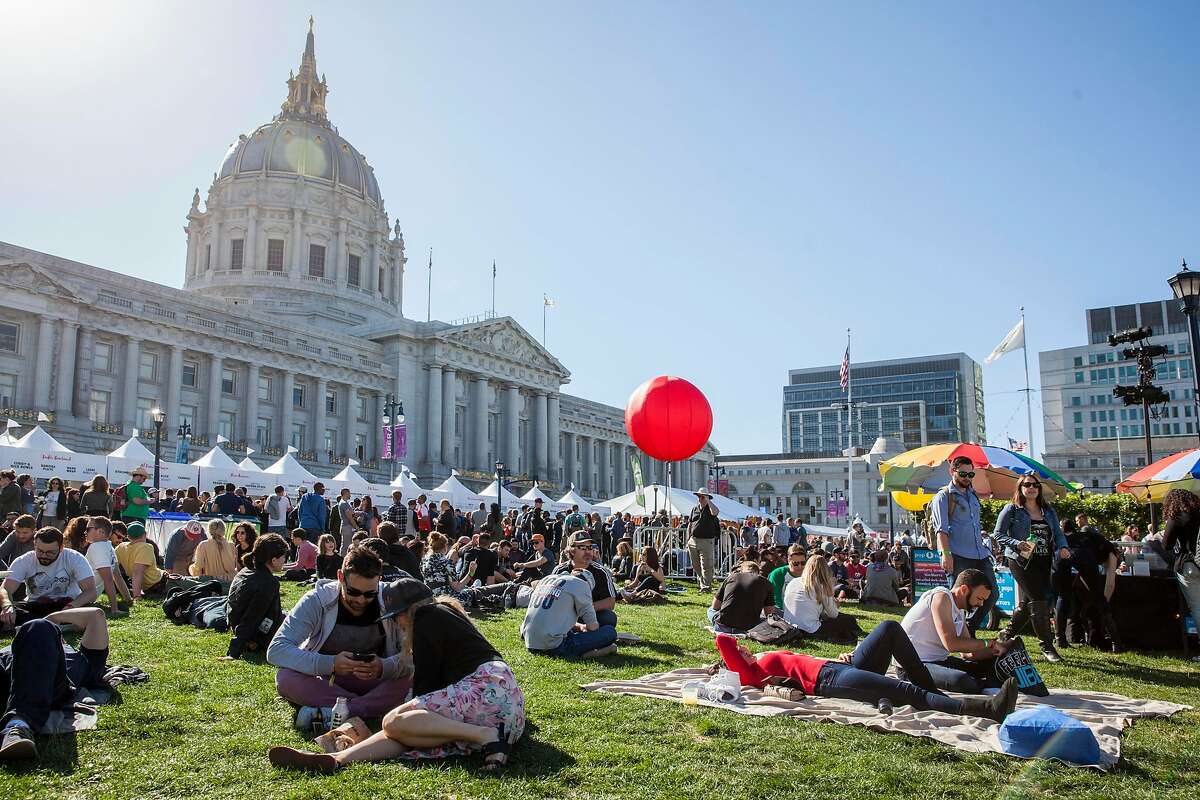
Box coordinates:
[1,425,766,521]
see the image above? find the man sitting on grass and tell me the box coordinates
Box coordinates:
[899,568,1012,693]
[551,538,618,629]
[84,517,133,615]
[709,562,777,634]
[767,545,806,608]
[512,534,554,583]
[266,546,413,732]
[0,604,111,761]
[0,515,36,571]
[115,523,170,599]
[3,528,97,622]
[520,570,617,659]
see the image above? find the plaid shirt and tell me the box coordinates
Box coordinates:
[385,503,408,535]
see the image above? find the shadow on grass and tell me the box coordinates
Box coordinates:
[1,731,80,776]
[628,640,685,657]
[1073,659,1198,689]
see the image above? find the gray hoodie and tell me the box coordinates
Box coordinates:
[266,580,411,679]
[520,573,597,651]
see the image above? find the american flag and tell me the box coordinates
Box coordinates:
[1007,437,1028,453]
[839,346,850,392]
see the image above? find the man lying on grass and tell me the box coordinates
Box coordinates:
[0,604,111,761]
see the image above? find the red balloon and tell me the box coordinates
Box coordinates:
[624,376,713,462]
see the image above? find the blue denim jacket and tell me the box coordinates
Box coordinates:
[993,503,1068,561]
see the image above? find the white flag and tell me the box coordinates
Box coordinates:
[5,419,18,429]
[132,428,139,437]
[37,412,50,422]
[543,295,556,308]
[216,434,230,444]
[286,445,299,454]
[985,319,1025,364]
[348,458,359,466]
[246,448,256,456]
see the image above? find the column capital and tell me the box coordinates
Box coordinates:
[61,320,80,331]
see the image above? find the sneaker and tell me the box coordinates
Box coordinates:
[1040,645,1063,663]
[293,706,332,733]
[0,724,36,761]
[580,643,618,659]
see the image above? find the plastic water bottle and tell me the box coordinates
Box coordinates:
[331,697,350,729]
[877,698,893,716]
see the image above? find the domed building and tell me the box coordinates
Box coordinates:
[0,21,717,496]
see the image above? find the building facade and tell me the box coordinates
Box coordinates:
[0,22,716,500]
[1039,299,1196,491]
[782,353,986,456]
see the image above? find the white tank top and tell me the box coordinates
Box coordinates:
[900,585,964,663]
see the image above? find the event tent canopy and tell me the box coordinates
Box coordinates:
[191,446,240,469]
[108,436,155,461]
[478,480,522,510]
[262,453,321,483]
[331,464,371,485]
[14,425,72,453]
[389,468,427,499]
[432,471,482,508]
[521,483,569,512]
[237,456,262,471]
[603,485,758,520]
[558,486,594,511]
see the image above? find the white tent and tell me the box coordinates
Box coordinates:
[602,484,759,521]
[237,456,261,471]
[0,431,17,447]
[389,467,426,496]
[431,470,483,508]
[191,446,240,469]
[108,436,155,461]
[331,464,371,485]
[521,482,569,512]
[262,453,321,483]
[557,485,610,516]
[478,480,521,510]
[14,425,71,453]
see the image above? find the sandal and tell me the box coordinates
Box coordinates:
[480,723,510,772]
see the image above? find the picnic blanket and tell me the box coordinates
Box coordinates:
[582,667,1190,769]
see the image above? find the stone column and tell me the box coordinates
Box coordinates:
[334,220,347,286]
[369,234,381,294]
[533,392,548,480]
[280,371,295,450]
[185,228,198,279]
[426,365,443,465]
[32,317,56,410]
[211,216,223,271]
[290,209,304,275]
[207,353,223,439]
[580,435,593,496]
[505,385,520,471]
[441,368,456,466]
[314,377,328,462]
[76,327,93,418]
[372,390,384,461]
[55,321,79,416]
[547,394,561,485]
[165,345,184,439]
[121,336,141,432]
[472,376,489,471]
[598,438,610,499]
[246,206,258,271]
[245,362,260,447]
[343,384,356,460]
[564,432,577,489]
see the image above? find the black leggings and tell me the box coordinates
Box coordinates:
[1006,554,1051,604]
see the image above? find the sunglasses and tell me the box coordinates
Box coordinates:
[955,470,976,479]
[1021,482,1041,489]
[340,582,376,598]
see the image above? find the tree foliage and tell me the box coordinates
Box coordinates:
[980,492,1151,536]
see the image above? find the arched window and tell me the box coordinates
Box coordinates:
[791,481,815,493]
[752,482,776,494]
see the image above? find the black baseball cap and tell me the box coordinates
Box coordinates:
[378,578,433,621]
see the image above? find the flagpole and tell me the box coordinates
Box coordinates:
[426,248,433,323]
[1021,306,1035,458]
[846,328,854,528]
[543,295,548,346]
[491,259,496,318]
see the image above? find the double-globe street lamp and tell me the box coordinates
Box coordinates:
[151,407,166,492]
[1168,258,1200,446]
[382,395,405,482]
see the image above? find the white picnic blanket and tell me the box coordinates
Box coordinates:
[582,668,1189,769]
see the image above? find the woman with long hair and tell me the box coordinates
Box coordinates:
[16,475,34,516]
[219,533,289,661]
[1162,488,1200,661]
[63,516,90,553]
[39,476,67,531]
[993,476,1070,662]
[612,540,635,581]
[232,522,257,563]
[178,486,202,516]
[622,546,665,597]
[779,555,863,643]
[485,503,502,535]
[192,517,241,582]
[269,581,524,773]
[314,533,340,580]
[80,474,112,518]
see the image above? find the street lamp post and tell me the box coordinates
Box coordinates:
[151,407,166,491]
[382,394,405,482]
[1168,258,1200,446]
[176,420,192,464]
[495,460,506,514]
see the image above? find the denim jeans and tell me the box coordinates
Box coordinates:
[0,619,98,732]
[950,555,997,634]
[923,654,999,694]
[596,609,618,629]
[548,625,618,658]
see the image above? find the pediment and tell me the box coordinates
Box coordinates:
[439,318,571,383]
[2,260,84,301]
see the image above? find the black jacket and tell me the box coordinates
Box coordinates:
[0,483,21,517]
[224,567,283,659]
[687,502,720,540]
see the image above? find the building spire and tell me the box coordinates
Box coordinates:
[279,17,330,126]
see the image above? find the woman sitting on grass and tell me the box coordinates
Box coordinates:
[219,533,288,661]
[315,534,340,581]
[621,545,664,598]
[191,519,240,583]
[269,578,523,773]
[715,620,1017,722]
[611,540,634,581]
[782,555,862,643]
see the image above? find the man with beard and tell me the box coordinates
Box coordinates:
[2,528,97,622]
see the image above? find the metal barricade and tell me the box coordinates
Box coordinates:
[630,526,742,582]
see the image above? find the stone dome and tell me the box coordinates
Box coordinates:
[217,119,381,204]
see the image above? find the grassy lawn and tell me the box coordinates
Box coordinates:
[0,586,1196,799]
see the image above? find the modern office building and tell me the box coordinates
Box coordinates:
[782,353,986,457]
[1040,299,1196,491]
[0,21,717,498]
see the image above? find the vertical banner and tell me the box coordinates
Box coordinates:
[631,455,645,509]
[381,424,393,460]
[394,423,407,459]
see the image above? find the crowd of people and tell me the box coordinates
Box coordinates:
[0,457,1196,771]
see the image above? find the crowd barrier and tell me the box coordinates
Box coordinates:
[630,526,742,582]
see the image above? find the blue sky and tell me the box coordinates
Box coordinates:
[3,1,1197,456]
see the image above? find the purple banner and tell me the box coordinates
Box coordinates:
[394,424,407,459]
[381,424,393,460]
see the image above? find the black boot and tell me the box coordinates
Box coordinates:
[958,678,1018,723]
[1054,605,1071,649]
[1101,611,1124,654]
[1031,601,1062,662]
[1002,603,1031,640]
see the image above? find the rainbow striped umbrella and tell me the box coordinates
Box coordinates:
[879,443,1074,499]
[1115,448,1200,503]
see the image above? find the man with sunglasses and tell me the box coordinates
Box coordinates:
[267,546,413,732]
[928,455,996,634]
[552,538,619,629]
